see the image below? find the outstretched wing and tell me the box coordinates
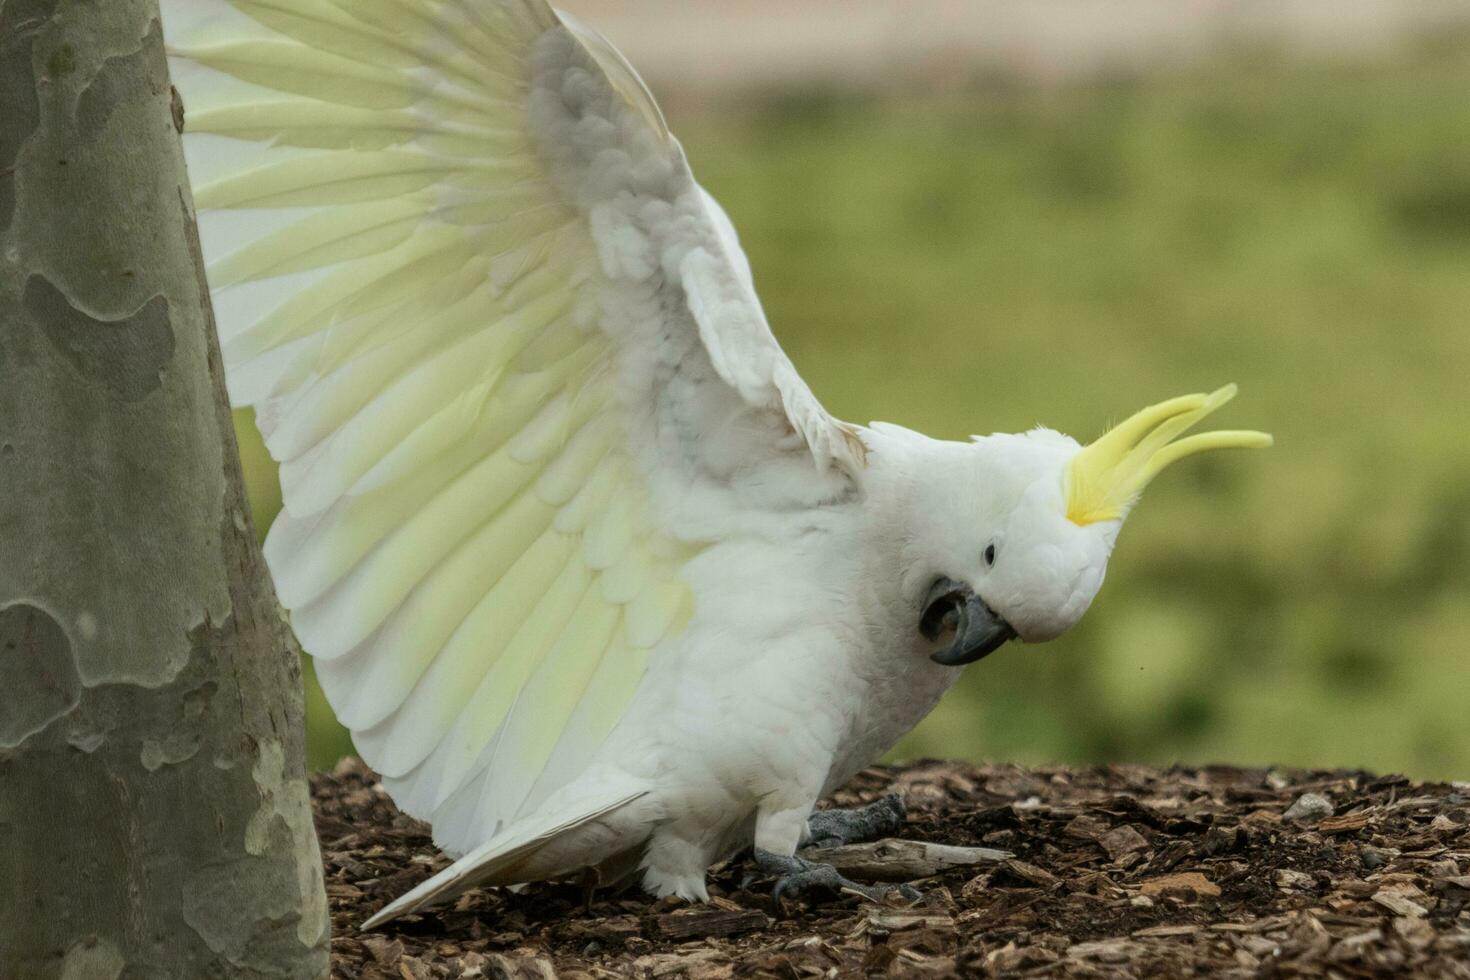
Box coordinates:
[162,0,862,854]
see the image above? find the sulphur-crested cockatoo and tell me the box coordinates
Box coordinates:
[161,0,1271,928]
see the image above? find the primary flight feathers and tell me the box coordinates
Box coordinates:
[164,0,858,855]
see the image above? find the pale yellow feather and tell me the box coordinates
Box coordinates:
[168,0,702,848]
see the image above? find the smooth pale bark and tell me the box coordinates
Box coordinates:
[0,1,329,976]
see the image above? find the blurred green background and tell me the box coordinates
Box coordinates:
[237,39,1470,781]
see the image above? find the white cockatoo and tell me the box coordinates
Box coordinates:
[161,0,1271,928]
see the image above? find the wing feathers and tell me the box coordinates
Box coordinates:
[289,438,542,654]
[317,488,556,730]
[478,587,622,828]
[423,554,594,810]
[351,528,575,778]
[164,0,856,872]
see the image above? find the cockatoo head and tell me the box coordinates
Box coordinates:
[913,385,1271,665]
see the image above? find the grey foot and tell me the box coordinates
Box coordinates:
[754,848,920,905]
[806,793,906,849]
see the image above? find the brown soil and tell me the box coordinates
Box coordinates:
[314,758,1470,978]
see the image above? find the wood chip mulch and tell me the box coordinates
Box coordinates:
[313,757,1470,978]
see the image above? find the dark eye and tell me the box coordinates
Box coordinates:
[984,543,997,567]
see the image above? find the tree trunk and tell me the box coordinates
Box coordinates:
[0,1,330,976]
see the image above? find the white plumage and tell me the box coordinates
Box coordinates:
[161,0,1270,928]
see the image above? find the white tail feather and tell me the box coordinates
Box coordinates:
[360,787,646,930]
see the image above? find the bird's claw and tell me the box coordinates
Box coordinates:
[755,847,919,908]
[772,862,884,904]
[889,882,923,902]
[806,793,907,849]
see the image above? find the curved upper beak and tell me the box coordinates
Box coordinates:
[920,578,1018,666]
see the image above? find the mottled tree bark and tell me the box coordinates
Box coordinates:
[0,1,330,977]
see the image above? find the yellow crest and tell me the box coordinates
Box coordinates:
[1066,384,1272,526]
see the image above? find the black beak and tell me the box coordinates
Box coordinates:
[920,577,1018,666]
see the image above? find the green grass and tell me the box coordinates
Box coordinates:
[238,44,1470,779]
